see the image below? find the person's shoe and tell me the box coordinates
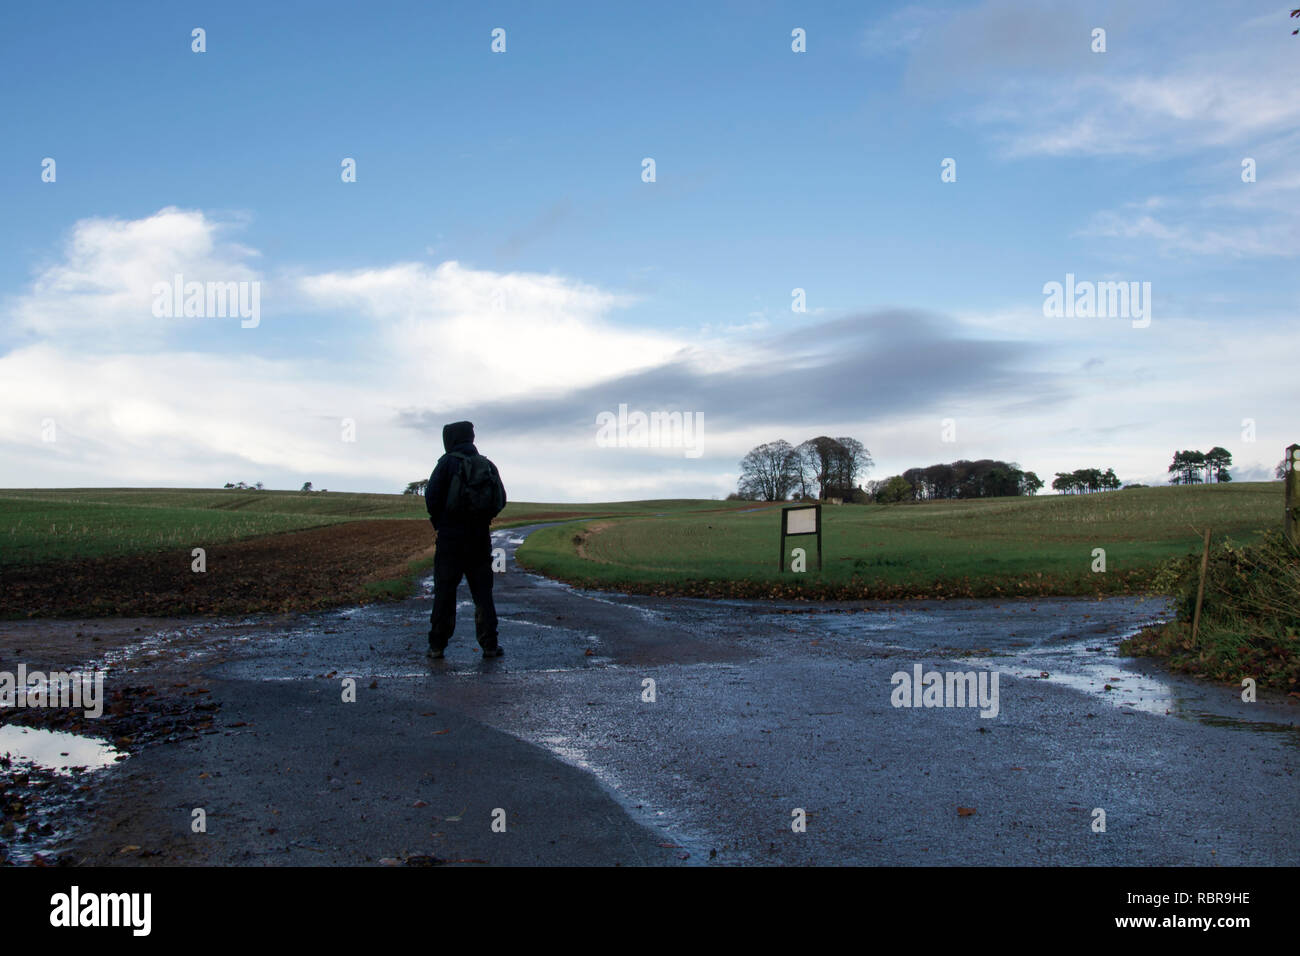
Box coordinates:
[426,647,445,660]
[481,646,504,659]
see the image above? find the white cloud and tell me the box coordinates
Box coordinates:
[3,205,1292,500]
[994,65,1300,158]
[900,0,1300,159]
[0,209,701,496]
[297,261,685,407]
[7,207,261,341]
[1079,208,1299,258]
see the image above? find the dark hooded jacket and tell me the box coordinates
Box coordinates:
[425,421,504,539]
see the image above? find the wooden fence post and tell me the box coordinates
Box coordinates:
[1190,528,1211,645]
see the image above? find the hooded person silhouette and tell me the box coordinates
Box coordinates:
[423,421,507,659]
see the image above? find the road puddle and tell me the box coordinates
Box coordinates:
[0,724,123,773]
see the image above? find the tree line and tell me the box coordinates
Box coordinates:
[735,439,1252,503]
[221,482,330,492]
[734,443,1052,503]
[1167,448,1232,484]
[879,460,1044,502]
[733,437,872,501]
[1051,468,1120,494]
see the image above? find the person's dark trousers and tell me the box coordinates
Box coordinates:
[428,532,499,653]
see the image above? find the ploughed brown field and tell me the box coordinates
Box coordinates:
[0,519,435,619]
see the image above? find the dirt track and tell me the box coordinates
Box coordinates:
[0,520,435,619]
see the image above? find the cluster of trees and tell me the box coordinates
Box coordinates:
[403,479,429,496]
[1167,448,1232,484]
[1051,468,1120,494]
[861,460,1042,503]
[869,475,917,503]
[734,440,1256,504]
[222,482,331,492]
[734,437,872,501]
[893,460,1043,501]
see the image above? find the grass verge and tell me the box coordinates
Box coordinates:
[362,555,437,601]
[1119,531,1300,692]
[516,484,1281,601]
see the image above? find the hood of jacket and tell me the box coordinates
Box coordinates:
[442,420,475,454]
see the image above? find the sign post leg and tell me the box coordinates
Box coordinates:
[816,508,823,571]
[1286,444,1299,548]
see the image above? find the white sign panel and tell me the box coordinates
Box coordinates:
[786,507,817,535]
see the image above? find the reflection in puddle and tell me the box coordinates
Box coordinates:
[0,724,123,773]
[1190,711,1300,744]
[960,630,1300,741]
[989,652,1180,717]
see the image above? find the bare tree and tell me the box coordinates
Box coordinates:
[796,437,843,500]
[833,436,873,491]
[737,440,800,501]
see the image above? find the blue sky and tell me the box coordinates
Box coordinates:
[1,0,1297,499]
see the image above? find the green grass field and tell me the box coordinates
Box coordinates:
[0,489,409,565]
[516,483,1284,599]
[0,484,1283,599]
[0,489,743,566]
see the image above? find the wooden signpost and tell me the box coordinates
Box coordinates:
[1286,443,1299,548]
[779,504,822,572]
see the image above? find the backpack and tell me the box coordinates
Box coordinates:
[444,452,505,518]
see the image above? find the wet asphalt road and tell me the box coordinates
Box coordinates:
[67,524,1300,865]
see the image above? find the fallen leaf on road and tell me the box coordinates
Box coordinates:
[957,807,977,817]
